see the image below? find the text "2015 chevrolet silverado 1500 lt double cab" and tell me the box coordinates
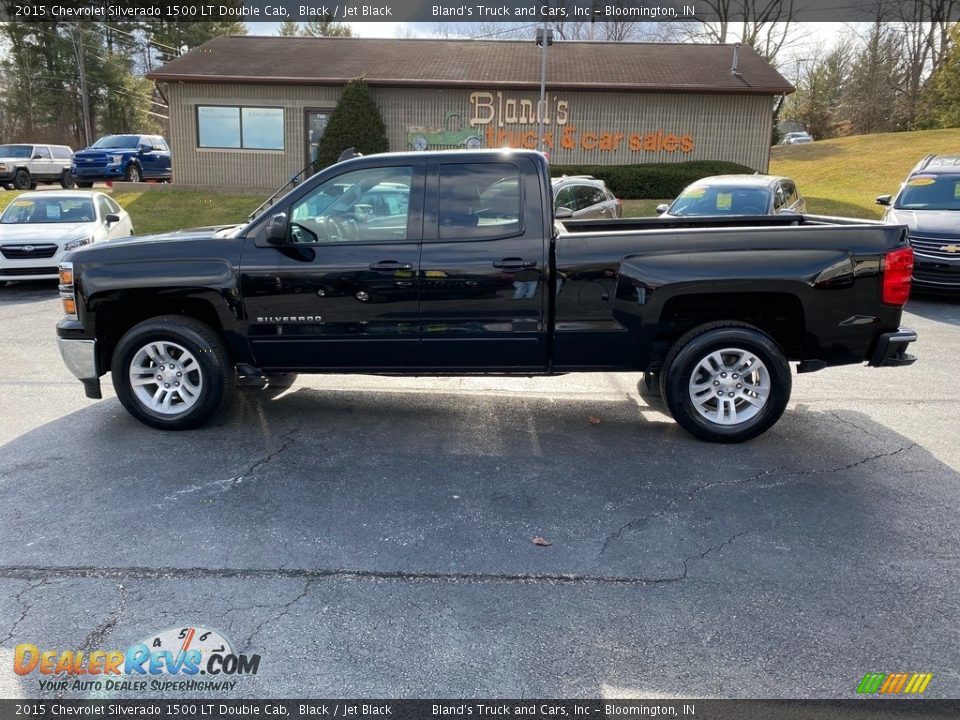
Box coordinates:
[56,150,917,442]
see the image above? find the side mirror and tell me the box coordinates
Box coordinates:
[138,144,152,154]
[655,204,669,215]
[104,213,120,225]
[266,212,288,244]
[554,206,574,219]
[32,154,42,160]
[875,195,892,206]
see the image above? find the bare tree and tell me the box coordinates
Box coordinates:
[895,0,958,127]
[682,0,798,62]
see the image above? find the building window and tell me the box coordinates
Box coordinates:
[197,106,284,150]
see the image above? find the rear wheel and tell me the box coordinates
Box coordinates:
[660,322,791,443]
[111,316,235,430]
[12,169,31,190]
[60,170,75,189]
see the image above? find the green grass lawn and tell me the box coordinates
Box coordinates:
[770,127,960,219]
[0,188,261,235]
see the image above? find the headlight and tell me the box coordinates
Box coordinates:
[64,236,94,251]
[59,261,77,319]
[110,154,123,164]
[0,163,6,171]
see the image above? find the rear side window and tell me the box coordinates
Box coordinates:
[153,137,169,151]
[51,146,73,159]
[439,163,522,240]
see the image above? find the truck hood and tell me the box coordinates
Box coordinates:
[886,208,960,237]
[67,224,245,257]
[0,222,95,244]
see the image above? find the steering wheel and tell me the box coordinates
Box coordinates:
[323,215,358,242]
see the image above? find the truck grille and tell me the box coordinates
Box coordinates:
[0,266,58,276]
[1,244,58,259]
[908,234,960,260]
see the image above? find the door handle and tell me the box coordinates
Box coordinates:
[369,261,413,271]
[493,258,537,271]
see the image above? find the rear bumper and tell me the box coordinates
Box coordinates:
[868,327,917,368]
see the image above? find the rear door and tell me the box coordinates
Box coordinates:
[418,156,548,369]
[241,159,425,370]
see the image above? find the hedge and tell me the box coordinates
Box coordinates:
[549,161,755,199]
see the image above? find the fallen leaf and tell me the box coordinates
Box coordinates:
[531,536,552,547]
[588,415,602,425]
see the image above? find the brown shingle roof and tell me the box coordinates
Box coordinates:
[147,36,794,95]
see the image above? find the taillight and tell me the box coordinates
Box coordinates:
[882,246,913,305]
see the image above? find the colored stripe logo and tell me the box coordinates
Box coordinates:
[857,672,932,694]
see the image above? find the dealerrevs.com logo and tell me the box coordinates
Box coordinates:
[13,626,260,693]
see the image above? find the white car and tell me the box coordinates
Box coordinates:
[0,191,133,285]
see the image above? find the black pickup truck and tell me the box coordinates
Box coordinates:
[56,150,917,442]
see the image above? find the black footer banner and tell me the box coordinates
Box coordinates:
[2,700,960,720]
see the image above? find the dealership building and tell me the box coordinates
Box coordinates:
[147,36,793,189]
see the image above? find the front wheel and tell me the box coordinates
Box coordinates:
[111,316,235,430]
[124,164,142,182]
[660,322,791,443]
[12,169,31,190]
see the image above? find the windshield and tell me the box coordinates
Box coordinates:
[0,145,32,158]
[895,174,960,211]
[1,197,95,224]
[668,185,772,216]
[91,135,141,149]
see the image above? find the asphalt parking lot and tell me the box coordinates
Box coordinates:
[0,281,958,699]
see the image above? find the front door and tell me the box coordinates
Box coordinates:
[241,160,425,370]
[418,156,548,369]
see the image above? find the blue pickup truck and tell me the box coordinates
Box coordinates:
[72,134,172,186]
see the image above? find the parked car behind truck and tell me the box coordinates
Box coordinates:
[72,134,172,186]
[57,150,916,443]
[877,154,960,293]
[0,143,75,190]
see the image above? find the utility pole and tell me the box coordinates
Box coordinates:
[74,25,92,147]
[536,21,552,152]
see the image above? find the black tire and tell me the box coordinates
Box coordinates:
[76,181,94,188]
[0,281,7,288]
[12,169,31,190]
[660,322,791,443]
[124,164,142,182]
[60,170,75,189]
[111,315,235,430]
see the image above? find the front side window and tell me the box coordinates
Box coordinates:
[289,166,413,243]
[34,146,51,159]
[197,106,284,150]
[438,163,522,240]
[554,186,575,210]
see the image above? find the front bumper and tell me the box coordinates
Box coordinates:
[868,327,917,368]
[57,338,102,398]
[912,255,960,292]
[73,164,124,181]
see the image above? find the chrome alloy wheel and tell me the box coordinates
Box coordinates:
[688,347,770,426]
[128,341,203,415]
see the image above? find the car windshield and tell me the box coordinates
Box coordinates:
[1,197,95,224]
[0,145,32,158]
[91,135,141,149]
[895,174,960,211]
[668,185,772,216]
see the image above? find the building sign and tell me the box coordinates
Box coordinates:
[407,92,694,155]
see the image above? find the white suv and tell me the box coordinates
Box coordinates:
[0,143,75,191]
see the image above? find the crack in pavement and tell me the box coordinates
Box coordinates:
[78,581,128,653]
[0,563,725,587]
[239,579,312,654]
[598,444,917,557]
[830,411,885,441]
[0,578,48,648]
[229,426,301,486]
